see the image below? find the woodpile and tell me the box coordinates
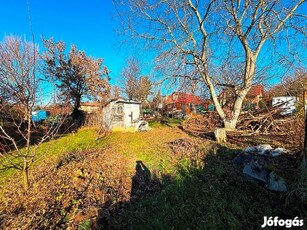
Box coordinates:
[237,106,300,135]
[181,105,302,147]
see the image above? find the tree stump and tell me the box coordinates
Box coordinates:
[214,128,227,143]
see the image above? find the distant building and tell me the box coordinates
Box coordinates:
[272,96,297,115]
[163,92,205,117]
[102,99,141,131]
[245,85,264,110]
[80,102,100,114]
[219,85,264,111]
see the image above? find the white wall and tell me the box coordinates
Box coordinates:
[123,103,141,128]
[272,96,297,115]
[102,101,141,130]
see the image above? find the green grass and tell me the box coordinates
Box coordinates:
[0,126,186,186]
[1,126,303,229]
[113,145,281,229]
[0,128,104,184]
[148,118,183,128]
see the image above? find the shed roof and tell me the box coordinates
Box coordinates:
[110,99,141,104]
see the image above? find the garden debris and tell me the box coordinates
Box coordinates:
[256,144,273,155]
[233,144,290,192]
[168,138,195,156]
[135,120,151,132]
[244,146,257,153]
[237,104,300,135]
[243,160,267,183]
[265,172,287,192]
[182,113,221,132]
[270,148,287,157]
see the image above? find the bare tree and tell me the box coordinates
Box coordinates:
[121,58,140,100]
[111,85,121,99]
[138,76,153,107]
[121,58,153,107]
[0,36,67,190]
[114,0,306,129]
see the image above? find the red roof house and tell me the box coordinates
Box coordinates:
[218,85,265,110]
[163,92,205,116]
[245,85,264,109]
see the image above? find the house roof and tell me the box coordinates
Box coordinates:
[164,92,205,105]
[247,85,264,97]
[80,102,100,107]
[110,99,141,105]
[218,85,264,99]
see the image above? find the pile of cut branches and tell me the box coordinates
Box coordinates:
[182,113,221,132]
[237,105,301,135]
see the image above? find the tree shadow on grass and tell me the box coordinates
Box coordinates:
[93,144,304,230]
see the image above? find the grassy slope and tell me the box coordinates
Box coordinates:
[0,124,180,184]
[0,122,304,229]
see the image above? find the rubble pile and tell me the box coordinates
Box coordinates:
[233,144,291,192]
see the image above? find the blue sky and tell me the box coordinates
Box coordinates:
[0,0,306,100]
[0,0,131,86]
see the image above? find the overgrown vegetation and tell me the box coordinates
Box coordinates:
[111,145,305,229]
[0,125,305,229]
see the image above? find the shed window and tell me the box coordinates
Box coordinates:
[117,105,123,114]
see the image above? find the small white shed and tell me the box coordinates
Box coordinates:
[102,99,141,130]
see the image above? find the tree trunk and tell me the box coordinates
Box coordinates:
[214,128,227,143]
[22,163,29,191]
[23,111,31,191]
[224,119,237,130]
[74,94,82,112]
[224,89,250,130]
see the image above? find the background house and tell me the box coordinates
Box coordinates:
[244,85,264,110]
[102,99,141,131]
[219,85,264,111]
[80,102,100,114]
[163,92,205,117]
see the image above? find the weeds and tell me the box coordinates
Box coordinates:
[286,157,307,216]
